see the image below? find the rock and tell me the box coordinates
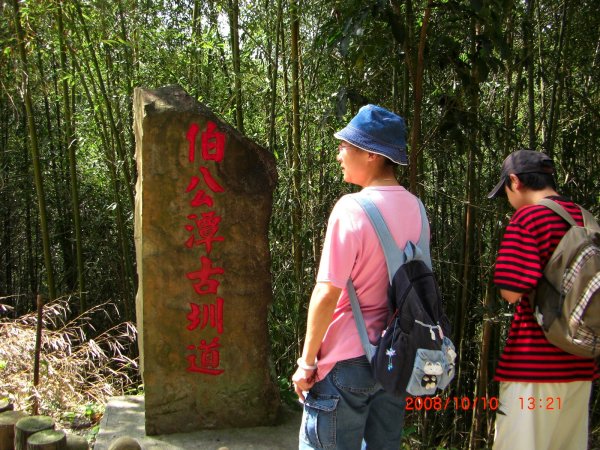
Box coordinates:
[133,85,280,435]
[65,434,89,450]
[107,436,142,450]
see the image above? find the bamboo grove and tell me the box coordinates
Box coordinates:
[1,0,599,448]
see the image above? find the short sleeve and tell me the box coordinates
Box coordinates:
[316,197,361,288]
[494,220,543,293]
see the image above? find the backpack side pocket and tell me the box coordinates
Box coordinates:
[406,348,446,396]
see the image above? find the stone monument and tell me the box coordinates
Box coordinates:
[133,85,280,435]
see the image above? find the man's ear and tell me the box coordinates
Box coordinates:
[508,173,521,190]
[367,152,385,164]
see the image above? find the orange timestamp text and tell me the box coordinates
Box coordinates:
[519,396,562,410]
[405,396,499,411]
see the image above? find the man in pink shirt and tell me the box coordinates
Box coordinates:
[292,104,428,449]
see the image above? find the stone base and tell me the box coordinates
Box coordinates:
[94,396,301,450]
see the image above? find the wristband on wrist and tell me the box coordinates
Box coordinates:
[297,358,317,371]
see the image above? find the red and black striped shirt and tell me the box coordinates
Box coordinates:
[493,196,597,382]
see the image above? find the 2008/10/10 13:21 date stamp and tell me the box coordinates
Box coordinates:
[405,396,499,411]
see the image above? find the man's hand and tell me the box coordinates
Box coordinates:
[292,282,341,403]
[500,288,523,304]
[292,367,317,403]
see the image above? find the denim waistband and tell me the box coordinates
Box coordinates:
[336,355,371,367]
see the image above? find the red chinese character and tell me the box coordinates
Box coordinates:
[184,212,225,254]
[186,187,214,208]
[186,337,224,376]
[202,121,226,162]
[199,166,224,192]
[187,298,224,334]
[186,256,224,296]
[185,166,224,208]
[186,123,200,163]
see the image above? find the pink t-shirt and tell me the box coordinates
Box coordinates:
[315,186,426,380]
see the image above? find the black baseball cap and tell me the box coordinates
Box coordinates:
[487,150,555,199]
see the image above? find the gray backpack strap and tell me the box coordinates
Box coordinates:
[347,194,432,361]
[581,208,600,231]
[415,198,432,270]
[539,198,600,231]
[356,195,432,273]
[537,198,577,227]
[347,279,377,361]
[355,196,403,281]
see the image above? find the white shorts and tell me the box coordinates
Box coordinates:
[493,380,592,450]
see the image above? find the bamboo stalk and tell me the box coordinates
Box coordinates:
[32,295,44,416]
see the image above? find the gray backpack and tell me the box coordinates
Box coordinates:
[530,199,600,358]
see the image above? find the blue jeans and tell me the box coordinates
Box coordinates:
[299,356,406,450]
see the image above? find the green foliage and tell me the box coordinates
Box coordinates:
[1,0,599,447]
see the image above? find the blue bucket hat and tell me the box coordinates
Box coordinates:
[334,104,408,165]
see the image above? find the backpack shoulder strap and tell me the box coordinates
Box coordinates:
[415,198,432,269]
[537,198,600,231]
[354,195,432,278]
[537,198,577,227]
[581,207,600,231]
[346,193,431,361]
[354,195,403,282]
[346,278,377,361]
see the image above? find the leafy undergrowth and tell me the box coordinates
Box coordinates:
[0,297,139,445]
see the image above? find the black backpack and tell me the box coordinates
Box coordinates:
[347,194,456,397]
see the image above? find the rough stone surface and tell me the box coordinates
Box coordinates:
[94,396,301,450]
[65,434,89,450]
[107,436,142,450]
[133,86,279,435]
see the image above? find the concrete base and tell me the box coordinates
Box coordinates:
[94,396,301,450]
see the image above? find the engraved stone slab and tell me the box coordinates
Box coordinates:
[133,85,279,435]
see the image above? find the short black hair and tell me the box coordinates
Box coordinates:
[383,157,399,168]
[503,172,557,193]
